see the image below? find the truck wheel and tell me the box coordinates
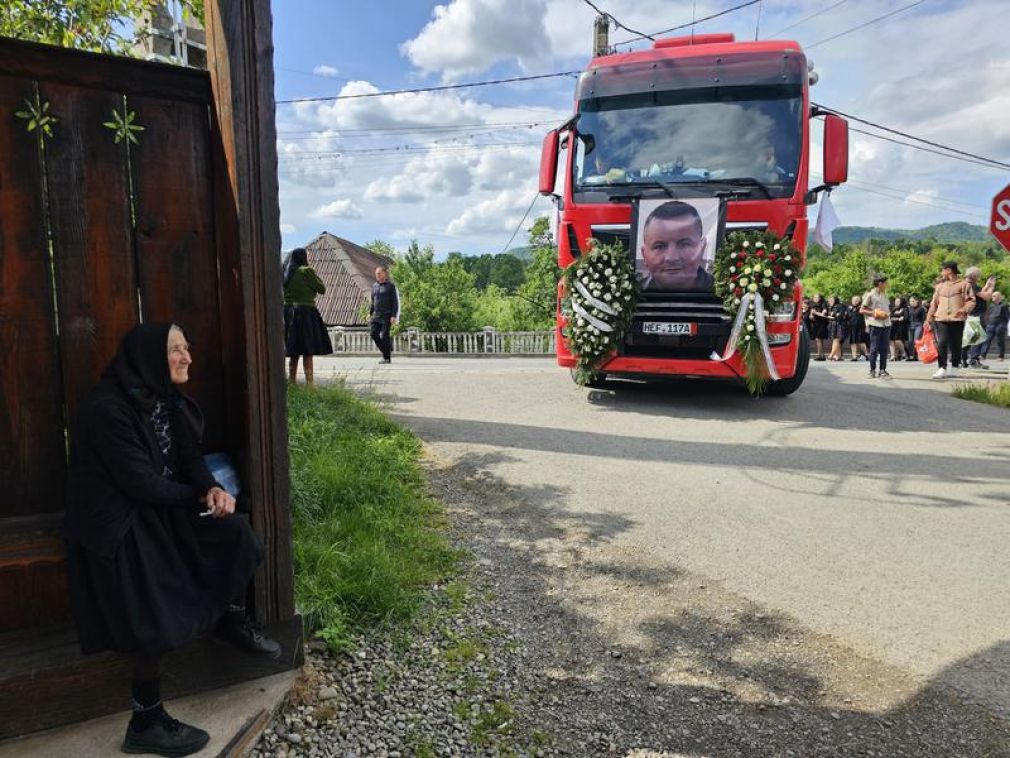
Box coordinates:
[765,326,810,397]
[570,368,607,388]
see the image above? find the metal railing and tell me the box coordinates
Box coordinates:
[327,326,555,356]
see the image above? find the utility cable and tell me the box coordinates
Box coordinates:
[765,0,849,38]
[277,71,580,104]
[580,0,655,41]
[805,0,928,50]
[499,194,541,254]
[816,103,1010,170]
[614,0,762,47]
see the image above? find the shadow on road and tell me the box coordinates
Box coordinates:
[433,451,1010,756]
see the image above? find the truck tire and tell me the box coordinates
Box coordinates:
[765,326,810,397]
[570,368,608,388]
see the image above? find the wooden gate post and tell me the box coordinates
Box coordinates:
[204,0,294,623]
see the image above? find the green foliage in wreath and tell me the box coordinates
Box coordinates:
[713,230,802,396]
[561,239,638,386]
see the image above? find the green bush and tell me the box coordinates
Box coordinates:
[287,384,458,650]
[951,382,1010,409]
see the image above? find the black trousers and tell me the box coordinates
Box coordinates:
[370,316,392,359]
[978,322,1006,359]
[934,320,964,369]
[868,326,888,371]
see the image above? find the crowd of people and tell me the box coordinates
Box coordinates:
[801,263,1010,379]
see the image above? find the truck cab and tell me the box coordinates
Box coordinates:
[539,33,849,393]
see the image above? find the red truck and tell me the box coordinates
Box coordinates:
[539,32,849,394]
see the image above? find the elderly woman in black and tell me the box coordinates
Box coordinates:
[63,323,280,757]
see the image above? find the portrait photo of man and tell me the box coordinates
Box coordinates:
[635,198,721,292]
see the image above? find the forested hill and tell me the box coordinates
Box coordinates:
[833,222,990,244]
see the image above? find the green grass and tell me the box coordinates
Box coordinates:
[288,383,459,651]
[471,700,515,746]
[951,382,1010,408]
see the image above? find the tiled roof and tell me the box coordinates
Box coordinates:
[293,232,394,326]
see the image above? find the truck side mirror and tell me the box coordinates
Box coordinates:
[539,130,560,195]
[823,114,848,186]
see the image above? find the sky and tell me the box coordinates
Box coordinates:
[270,0,1009,256]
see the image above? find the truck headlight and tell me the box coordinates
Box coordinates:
[768,300,796,322]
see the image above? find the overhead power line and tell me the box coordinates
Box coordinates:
[765,0,850,38]
[816,103,1010,170]
[277,71,580,104]
[499,193,542,254]
[805,0,928,49]
[580,0,655,41]
[614,0,762,47]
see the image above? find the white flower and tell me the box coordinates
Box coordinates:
[592,290,601,297]
[784,255,792,262]
[730,252,737,258]
[743,267,752,275]
[748,283,758,293]
[780,283,787,290]
[729,266,736,273]
[609,276,616,283]
[581,277,590,285]
[604,293,612,301]
[772,294,780,301]
[764,269,772,278]
[763,279,771,287]
[739,277,749,287]
[784,269,792,277]
[746,324,755,332]
[577,318,585,325]
[755,241,764,248]
[773,243,781,250]
[742,241,750,248]
[605,268,613,275]
[734,298,741,305]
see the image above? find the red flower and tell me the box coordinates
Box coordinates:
[774,265,783,274]
[755,250,765,258]
[768,254,777,262]
[733,287,743,296]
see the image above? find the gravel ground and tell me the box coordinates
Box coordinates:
[253,454,1010,757]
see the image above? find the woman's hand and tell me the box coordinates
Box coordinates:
[204,486,236,518]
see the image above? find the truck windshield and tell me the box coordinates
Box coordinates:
[573,88,803,199]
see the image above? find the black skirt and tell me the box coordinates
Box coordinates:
[66,508,264,655]
[284,305,333,357]
[809,318,828,339]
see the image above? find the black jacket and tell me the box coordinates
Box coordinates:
[370,280,399,319]
[63,378,218,557]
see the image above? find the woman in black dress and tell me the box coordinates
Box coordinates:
[283,247,332,385]
[827,295,849,361]
[63,323,280,756]
[808,293,829,360]
[890,296,908,360]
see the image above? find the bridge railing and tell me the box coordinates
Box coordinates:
[327,326,555,356]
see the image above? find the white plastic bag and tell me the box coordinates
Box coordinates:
[962,316,985,347]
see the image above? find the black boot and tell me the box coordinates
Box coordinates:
[123,708,209,756]
[216,610,282,659]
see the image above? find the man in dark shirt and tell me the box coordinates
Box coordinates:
[370,266,400,364]
[906,296,927,361]
[966,266,995,368]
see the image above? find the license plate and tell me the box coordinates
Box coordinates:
[642,321,697,336]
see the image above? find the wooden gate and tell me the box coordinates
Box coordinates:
[0,3,297,738]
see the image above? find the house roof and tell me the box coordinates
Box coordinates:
[297,232,394,326]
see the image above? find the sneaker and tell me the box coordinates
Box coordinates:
[932,368,947,379]
[971,359,990,370]
[123,710,209,756]
[878,370,892,379]
[947,368,959,378]
[869,370,877,378]
[216,614,282,659]
[855,354,867,362]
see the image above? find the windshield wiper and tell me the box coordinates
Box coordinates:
[588,180,678,197]
[706,178,773,199]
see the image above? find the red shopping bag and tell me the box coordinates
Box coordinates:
[915,323,938,364]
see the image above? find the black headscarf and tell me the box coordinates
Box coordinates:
[283,247,309,287]
[104,323,175,409]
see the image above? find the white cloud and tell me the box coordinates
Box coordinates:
[446,189,532,236]
[312,64,340,78]
[365,153,474,202]
[401,0,552,81]
[280,223,297,234]
[310,199,364,220]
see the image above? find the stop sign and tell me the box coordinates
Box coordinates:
[992,183,1010,253]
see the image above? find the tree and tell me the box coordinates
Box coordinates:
[365,239,397,259]
[390,243,477,332]
[0,1,204,54]
[511,216,560,330]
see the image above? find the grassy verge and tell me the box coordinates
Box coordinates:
[951,381,1010,408]
[287,383,458,650]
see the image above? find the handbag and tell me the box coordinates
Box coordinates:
[962,315,985,347]
[915,323,938,364]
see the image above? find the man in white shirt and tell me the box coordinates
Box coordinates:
[860,275,892,379]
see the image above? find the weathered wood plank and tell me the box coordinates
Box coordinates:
[41,83,139,428]
[0,615,303,740]
[206,0,293,623]
[0,37,211,104]
[0,75,66,519]
[129,95,227,449]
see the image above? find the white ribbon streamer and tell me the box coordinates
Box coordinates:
[574,280,618,316]
[709,292,780,381]
[572,299,614,332]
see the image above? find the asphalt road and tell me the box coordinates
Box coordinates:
[316,354,1010,714]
